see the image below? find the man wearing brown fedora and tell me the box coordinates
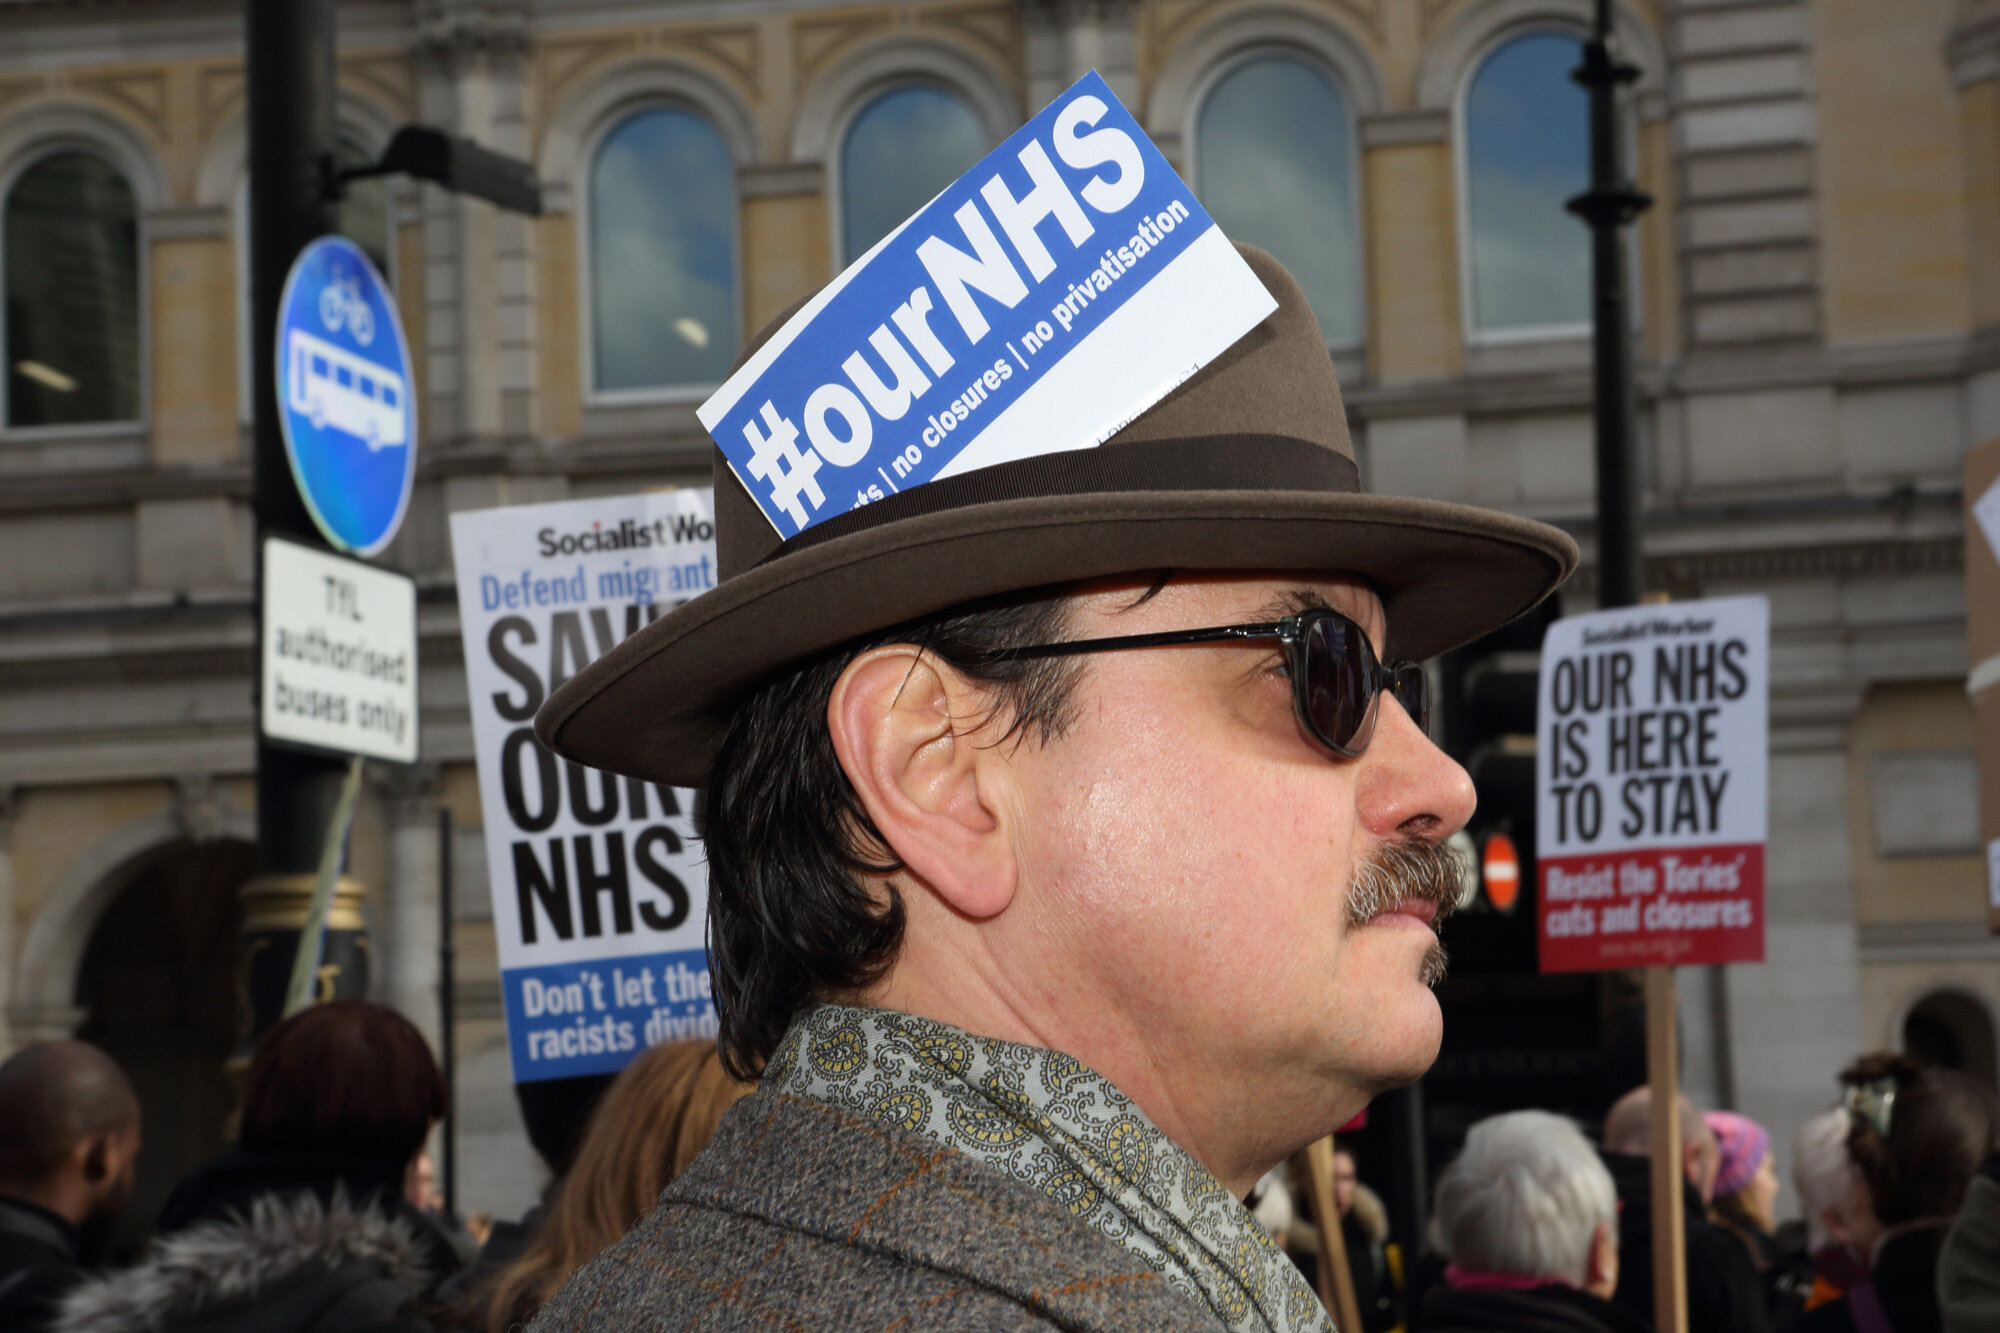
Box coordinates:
[529,244,1575,1332]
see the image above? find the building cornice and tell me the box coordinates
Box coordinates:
[0,464,249,515]
[1349,327,2000,421]
[1858,920,2000,963]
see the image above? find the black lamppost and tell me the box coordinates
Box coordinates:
[1567,0,1652,610]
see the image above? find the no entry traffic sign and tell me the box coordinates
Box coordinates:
[1535,596,1769,972]
[276,235,417,557]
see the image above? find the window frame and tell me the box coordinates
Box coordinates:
[828,77,996,273]
[1453,21,1603,349]
[1185,45,1368,355]
[0,140,149,441]
[578,98,743,409]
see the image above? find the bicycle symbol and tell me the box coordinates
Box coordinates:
[318,270,377,347]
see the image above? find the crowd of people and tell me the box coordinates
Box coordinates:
[0,1005,1996,1333]
[1285,1054,2000,1333]
[0,1005,751,1333]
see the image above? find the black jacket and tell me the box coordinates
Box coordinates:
[51,1151,461,1333]
[51,1192,437,1333]
[1420,1281,1656,1333]
[1601,1149,1773,1333]
[0,1196,83,1332]
[1342,1212,1404,1333]
[1793,1221,1949,1333]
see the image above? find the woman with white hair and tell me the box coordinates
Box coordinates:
[1793,1108,1870,1310]
[1421,1110,1650,1333]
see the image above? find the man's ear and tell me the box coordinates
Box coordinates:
[1819,1202,1852,1247]
[1682,1138,1717,1203]
[827,645,1017,919]
[78,1132,112,1185]
[1583,1221,1619,1300]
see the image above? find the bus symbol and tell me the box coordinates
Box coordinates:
[286,328,408,451]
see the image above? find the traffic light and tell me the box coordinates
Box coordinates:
[1433,597,1559,972]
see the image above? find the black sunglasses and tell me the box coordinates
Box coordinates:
[974,607,1429,759]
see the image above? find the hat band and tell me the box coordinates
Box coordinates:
[756,434,1361,568]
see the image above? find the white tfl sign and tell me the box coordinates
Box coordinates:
[260,536,418,763]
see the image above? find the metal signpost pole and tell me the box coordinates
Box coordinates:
[245,0,368,1043]
[1568,5,1678,1332]
[244,3,533,1059]
[439,804,457,1218]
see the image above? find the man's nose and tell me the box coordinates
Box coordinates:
[1356,691,1477,841]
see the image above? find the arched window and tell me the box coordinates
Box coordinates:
[1462,30,1590,336]
[840,85,987,266]
[1195,54,1362,347]
[6,150,141,428]
[588,105,737,394]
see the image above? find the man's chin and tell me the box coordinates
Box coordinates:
[1353,991,1444,1097]
[1390,1031,1443,1090]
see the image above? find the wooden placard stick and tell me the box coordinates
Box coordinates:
[1645,965,1689,1333]
[1300,1135,1365,1333]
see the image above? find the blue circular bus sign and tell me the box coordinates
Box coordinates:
[276,236,416,556]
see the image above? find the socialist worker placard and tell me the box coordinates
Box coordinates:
[451,491,718,1080]
[1536,597,1769,972]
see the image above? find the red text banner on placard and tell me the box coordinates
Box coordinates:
[1538,844,1765,972]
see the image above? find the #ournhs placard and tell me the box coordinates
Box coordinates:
[701,71,1276,537]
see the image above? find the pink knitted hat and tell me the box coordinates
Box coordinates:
[1706,1110,1772,1199]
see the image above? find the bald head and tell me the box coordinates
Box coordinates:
[1603,1086,1707,1154]
[1603,1085,1719,1202]
[0,1041,139,1190]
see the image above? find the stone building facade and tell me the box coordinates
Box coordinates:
[0,0,1989,1227]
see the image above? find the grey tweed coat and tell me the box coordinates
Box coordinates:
[528,1087,1228,1331]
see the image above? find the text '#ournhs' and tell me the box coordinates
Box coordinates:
[700,71,1233,537]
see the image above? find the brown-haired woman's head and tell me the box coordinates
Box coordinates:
[474,1040,752,1333]
[1839,1051,2000,1227]
[241,1000,446,1168]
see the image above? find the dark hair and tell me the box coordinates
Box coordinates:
[240,1000,446,1166]
[513,1072,615,1176]
[702,587,1082,1078]
[1840,1051,2000,1225]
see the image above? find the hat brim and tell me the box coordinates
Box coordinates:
[536,488,1577,787]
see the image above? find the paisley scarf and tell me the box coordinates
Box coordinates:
[764,1004,1335,1333]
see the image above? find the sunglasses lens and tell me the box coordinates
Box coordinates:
[1302,614,1372,754]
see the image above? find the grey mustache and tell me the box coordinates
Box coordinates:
[1346,838,1467,929]
[1347,838,1465,990]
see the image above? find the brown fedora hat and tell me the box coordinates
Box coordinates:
[536,244,1577,786]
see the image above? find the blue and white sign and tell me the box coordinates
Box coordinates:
[700,71,1276,537]
[450,490,719,1081]
[277,236,417,557]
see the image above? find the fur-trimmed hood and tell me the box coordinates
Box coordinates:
[51,1191,432,1333]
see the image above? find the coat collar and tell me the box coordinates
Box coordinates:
[48,1191,432,1333]
[671,1088,1228,1331]
[764,1004,1331,1333]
